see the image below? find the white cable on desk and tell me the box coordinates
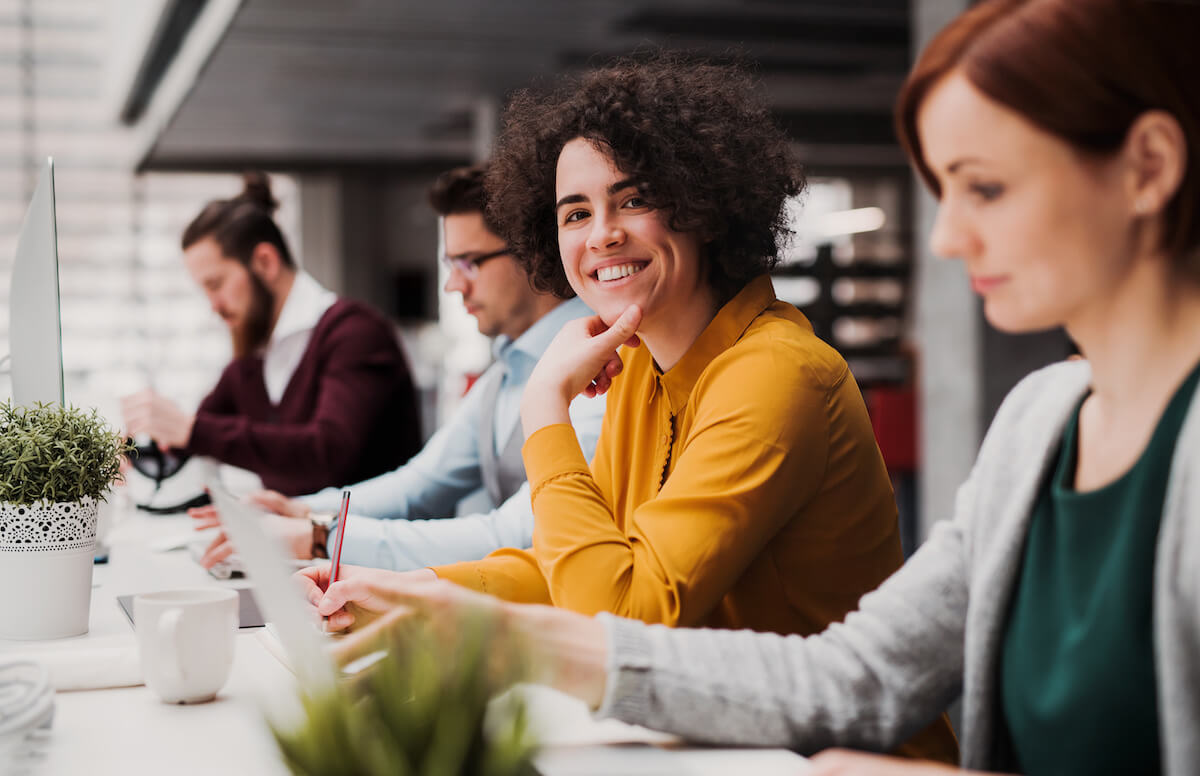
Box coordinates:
[0,660,54,736]
[0,660,55,766]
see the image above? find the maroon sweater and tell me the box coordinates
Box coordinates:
[184,299,422,496]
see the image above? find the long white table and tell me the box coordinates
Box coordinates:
[0,509,293,776]
[0,506,809,775]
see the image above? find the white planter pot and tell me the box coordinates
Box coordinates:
[0,496,99,640]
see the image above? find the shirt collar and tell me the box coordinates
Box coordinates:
[657,274,777,414]
[493,296,594,364]
[270,271,338,346]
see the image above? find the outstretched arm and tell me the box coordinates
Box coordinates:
[339,483,535,570]
[593,504,972,753]
[317,507,970,755]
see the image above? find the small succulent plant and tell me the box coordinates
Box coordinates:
[0,401,131,505]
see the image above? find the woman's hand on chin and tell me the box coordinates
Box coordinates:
[521,305,642,435]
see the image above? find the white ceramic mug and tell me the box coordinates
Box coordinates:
[134,588,238,704]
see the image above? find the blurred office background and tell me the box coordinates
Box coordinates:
[0,0,1070,544]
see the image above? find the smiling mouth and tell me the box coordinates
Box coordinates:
[593,262,648,282]
[970,276,1007,294]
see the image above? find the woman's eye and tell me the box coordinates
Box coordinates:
[623,196,648,209]
[563,209,588,224]
[969,183,1004,202]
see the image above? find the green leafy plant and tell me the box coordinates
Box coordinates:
[0,401,131,505]
[272,618,537,776]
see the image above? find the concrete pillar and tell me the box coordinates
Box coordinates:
[296,174,343,293]
[471,97,499,163]
[910,0,1075,538]
[912,0,978,537]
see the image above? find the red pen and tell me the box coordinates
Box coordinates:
[329,490,351,585]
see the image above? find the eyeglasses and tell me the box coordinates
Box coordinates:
[442,248,510,279]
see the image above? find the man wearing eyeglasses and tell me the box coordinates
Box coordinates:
[193,164,604,572]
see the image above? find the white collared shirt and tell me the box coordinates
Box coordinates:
[262,271,338,404]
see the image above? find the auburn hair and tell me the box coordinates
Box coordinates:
[895,0,1200,269]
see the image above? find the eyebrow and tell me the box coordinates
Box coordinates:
[946,157,986,174]
[555,178,639,211]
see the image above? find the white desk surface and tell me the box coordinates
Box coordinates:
[1,508,809,776]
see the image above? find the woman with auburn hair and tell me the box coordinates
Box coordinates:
[301,53,956,762]
[319,0,1200,773]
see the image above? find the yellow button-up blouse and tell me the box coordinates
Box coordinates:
[437,275,959,760]
[436,274,907,636]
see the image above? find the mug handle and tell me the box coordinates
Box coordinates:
[158,608,186,683]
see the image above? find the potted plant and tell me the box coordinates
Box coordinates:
[0,401,129,640]
[271,619,537,776]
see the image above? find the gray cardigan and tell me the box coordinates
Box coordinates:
[597,361,1200,773]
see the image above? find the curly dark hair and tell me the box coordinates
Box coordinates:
[486,53,805,302]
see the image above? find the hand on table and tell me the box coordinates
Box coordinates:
[194,513,312,568]
[307,572,610,708]
[189,489,309,531]
[808,750,970,775]
[188,503,223,531]
[295,564,439,633]
[521,305,641,434]
[120,389,195,450]
[188,494,312,568]
[244,489,311,519]
[309,571,531,694]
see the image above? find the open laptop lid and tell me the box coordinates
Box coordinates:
[10,157,64,407]
[206,481,337,691]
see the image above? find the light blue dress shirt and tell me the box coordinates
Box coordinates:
[300,297,605,570]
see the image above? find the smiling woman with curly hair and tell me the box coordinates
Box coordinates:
[306,53,956,762]
[486,55,801,304]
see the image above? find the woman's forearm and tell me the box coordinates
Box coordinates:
[505,602,609,708]
[520,378,574,438]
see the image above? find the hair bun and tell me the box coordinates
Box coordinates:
[239,170,278,213]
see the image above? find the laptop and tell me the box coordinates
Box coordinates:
[205,482,337,690]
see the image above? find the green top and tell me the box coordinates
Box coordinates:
[1001,360,1200,776]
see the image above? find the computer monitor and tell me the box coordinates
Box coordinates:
[8,157,65,407]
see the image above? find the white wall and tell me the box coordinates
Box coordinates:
[0,0,300,427]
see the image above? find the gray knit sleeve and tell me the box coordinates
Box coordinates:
[594,507,973,753]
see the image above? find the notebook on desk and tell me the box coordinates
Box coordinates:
[116,587,265,629]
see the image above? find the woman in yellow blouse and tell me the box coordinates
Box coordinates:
[303,54,956,761]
